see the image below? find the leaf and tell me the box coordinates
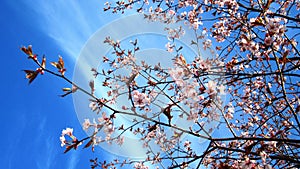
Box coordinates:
[130,39,138,46]
[172,131,183,139]
[147,80,156,86]
[212,10,217,16]
[89,80,95,94]
[179,54,186,65]
[58,56,64,68]
[51,56,66,75]
[64,145,75,154]
[296,105,300,113]
[62,88,71,92]
[191,40,197,45]
[20,45,33,56]
[84,139,94,149]
[216,46,222,50]
[147,123,157,132]
[23,70,38,84]
[60,88,72,97]
[50,62,61,69]
[162,105,173,125]
[281,50,290,64]
[51,56,64,69]
[21,45,37,60]
[41,56,46,69]
[118,124,124,130]
[250,17,264,27]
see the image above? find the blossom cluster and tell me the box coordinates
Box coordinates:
[20,0,300,168]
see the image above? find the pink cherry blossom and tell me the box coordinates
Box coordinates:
[82,119,91,131]
[132,90,151,107]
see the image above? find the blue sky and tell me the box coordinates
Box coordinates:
[0,1,225,168]
[0,0,129,168]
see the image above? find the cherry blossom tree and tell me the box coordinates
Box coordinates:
[21,0,300,168]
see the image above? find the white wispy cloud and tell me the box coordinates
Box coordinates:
[67,151,79,169]
[19,1,195,167]
[44,137,56,169]
[22,0,107,60]
[34,117,56,169]
[6,113,27,169]
[36,137,56,169]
